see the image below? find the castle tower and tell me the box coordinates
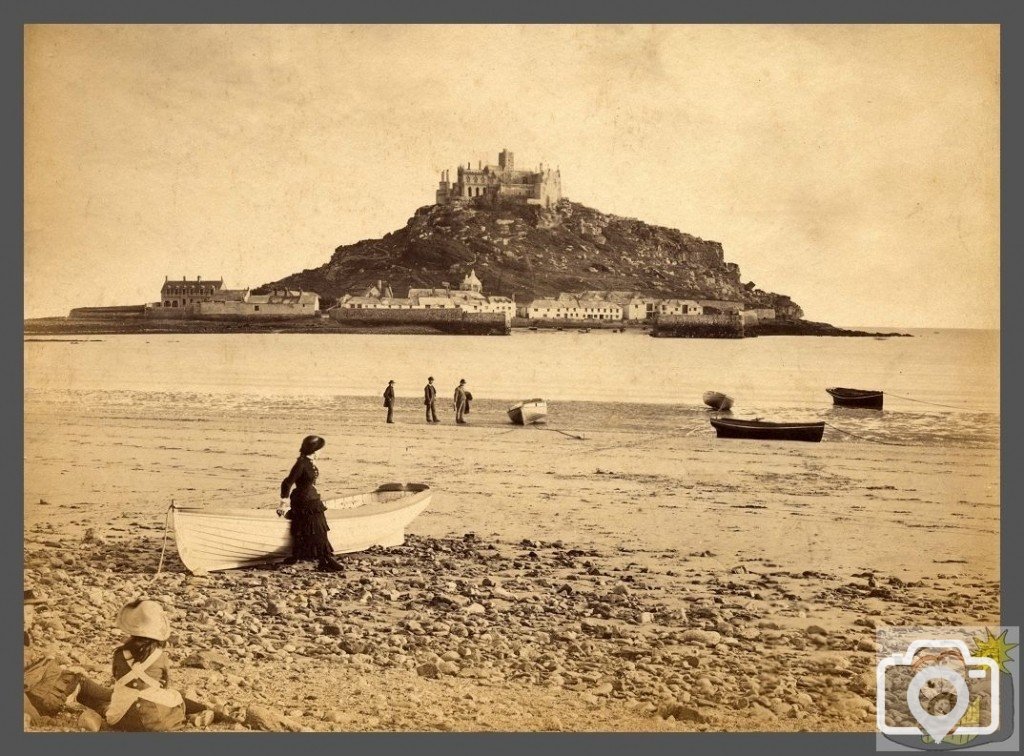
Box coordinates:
[498,149,514,173]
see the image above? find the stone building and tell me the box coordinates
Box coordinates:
[196,289,319,318]
[435,149,562,208]
[159,276,224,308]
[155,276,318,317]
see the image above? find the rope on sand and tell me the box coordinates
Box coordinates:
[885,392,975,411]
[587,431,680,453]
[536,427,586,440]
[823,422,912,447]
[150,502,174,582]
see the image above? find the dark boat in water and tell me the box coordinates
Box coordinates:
[710,417,825,442]
[826,387,883,410]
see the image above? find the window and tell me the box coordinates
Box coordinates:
[254,305,260,312]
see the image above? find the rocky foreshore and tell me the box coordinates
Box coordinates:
[746,320,912,338]
[25,524,994,733]
[24,316,909,338]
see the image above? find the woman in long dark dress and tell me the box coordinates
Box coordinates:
[278,435,343,572]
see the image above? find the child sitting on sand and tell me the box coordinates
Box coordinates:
[104,598,210,731]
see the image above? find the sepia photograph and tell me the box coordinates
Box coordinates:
[22,24,1001,735]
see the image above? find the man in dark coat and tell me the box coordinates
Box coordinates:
[453,379,469,424]
[424,376,439,423]
[383,380,396,423]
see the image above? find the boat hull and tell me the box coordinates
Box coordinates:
[826,387,883,410]
[702,391,734,411]
[508,400,548,425]
[710,418,825,442]
[172,484,432,574]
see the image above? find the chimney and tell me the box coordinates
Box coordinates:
[197,275,202,281]
[478,160,482,169]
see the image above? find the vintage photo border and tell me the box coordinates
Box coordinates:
[4,0,1021,753]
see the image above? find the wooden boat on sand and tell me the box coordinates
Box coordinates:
[710,417,825,443]
[508,399,548,425]
[172,483,432,574]
[703,391,734,411]
[826,387,884,410]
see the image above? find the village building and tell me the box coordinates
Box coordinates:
[435,149,562,208]
[525,295,622,321]
[527,298,576,320]
[577,290,656,321]
[741,307,776,325]
[576,297,623,321]
[521,291,717,322]
[656,299,704,317]
[699,299,744,315]
[339,270,514,323]
[197,288,319,317]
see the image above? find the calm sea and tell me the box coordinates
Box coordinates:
[24,328,999,448]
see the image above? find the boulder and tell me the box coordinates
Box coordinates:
[245,704,302,732]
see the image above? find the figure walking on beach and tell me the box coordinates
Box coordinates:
[383,380,396,424]
[454,379,469,425]
[424,376,439,423]
[278,435,344,572]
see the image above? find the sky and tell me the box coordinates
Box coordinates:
[24,25,999,328]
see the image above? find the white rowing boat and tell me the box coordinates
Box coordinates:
[171,483,432,574]
[507,398,548,425]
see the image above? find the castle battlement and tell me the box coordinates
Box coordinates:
[435,149,562,208]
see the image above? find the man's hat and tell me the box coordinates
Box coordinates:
[388,380,395,384]
[428,376,434,381]
[459,379,466,384]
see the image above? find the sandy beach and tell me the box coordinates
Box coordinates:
[23,389,999,732]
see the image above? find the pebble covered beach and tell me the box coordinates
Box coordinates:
[24,387,999,732]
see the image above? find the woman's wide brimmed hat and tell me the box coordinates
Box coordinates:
[300,435,326,456]
[116,599,170,641]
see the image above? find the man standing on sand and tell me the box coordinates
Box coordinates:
[383,380,396,424]
[424,376,439,423]
[453,379,469,425]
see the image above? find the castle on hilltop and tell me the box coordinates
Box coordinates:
[435,149,562,208]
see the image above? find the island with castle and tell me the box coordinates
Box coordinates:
[25,149,906,338]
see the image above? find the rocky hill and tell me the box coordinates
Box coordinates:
[258,198,803,317]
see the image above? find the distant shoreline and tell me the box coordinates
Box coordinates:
[23,316,911,338]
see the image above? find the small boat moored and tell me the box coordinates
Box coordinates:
[710,417,825,443]
[508,398,548,425]
[703,391,735,412]
[826,387,884,410]
[172,483,432,574]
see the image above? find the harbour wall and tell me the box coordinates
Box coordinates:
[328,307,509,335]
[650,314,744,339]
